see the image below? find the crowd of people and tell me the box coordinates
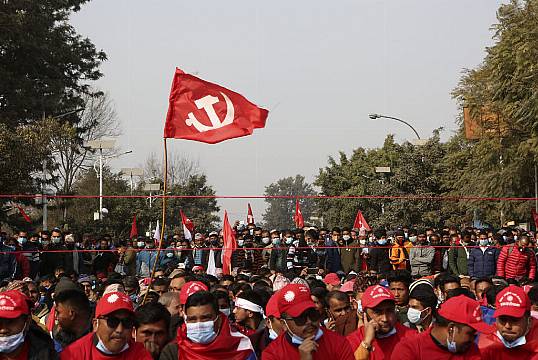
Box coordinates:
[0,222,538,359]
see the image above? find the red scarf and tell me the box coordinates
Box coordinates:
[177,313,254,360]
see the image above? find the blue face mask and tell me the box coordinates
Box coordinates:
[447,328,458,353]
[377,239,387,245]
[287,324,323,346]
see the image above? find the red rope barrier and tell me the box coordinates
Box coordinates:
[1,194,538,201]
[1,244,532,254]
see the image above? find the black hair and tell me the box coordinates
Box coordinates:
[213,290,230,306]
[387,269,412,288]
[486,285,507,307]
[326,290,349,304]
[305,229,319,240]
[310,287,329,309]
[220,275,235,283]
[474,277,493,288]
[54,289,90,317]
[446,288,475,300]
[409,287,438,311]
[229,282,251,296]
[237,290,263,308]
[528,284,538,306]
[185,291,218,314]
[152,278,170,288]
[307,279,326,290]
[331,227,341,233]
[435,273,460,290]
[123,276,139,290]
[135,302,171,330]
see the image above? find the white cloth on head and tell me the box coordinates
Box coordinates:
[235,297,264,314]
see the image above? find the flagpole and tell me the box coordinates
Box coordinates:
[144,138,168,304]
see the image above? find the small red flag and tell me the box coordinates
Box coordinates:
[532,208,538,229]
[180,210,195,240]
[14,204,31,223]
[247,203,254,225]
[129,214,138,239]
[222,211,237,275]
[163,68,268,144]
[353,210,371,231]
[294,199,304,228]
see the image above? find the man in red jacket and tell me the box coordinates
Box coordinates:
[347,284,416,359]
[479,285,538,358]
[262,283,354,360]
[497,235,536,281]
[60,291,152,359]
[391,295,493,359]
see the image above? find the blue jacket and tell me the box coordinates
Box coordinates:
[324,238,342,273]
[468,247,499,279]
[136,249,164,277]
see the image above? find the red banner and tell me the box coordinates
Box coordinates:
[163,68,268,144]
[222,211,237,275]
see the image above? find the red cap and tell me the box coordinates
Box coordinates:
[180,281,208,305]
[266,290,281,318]
[192,265,204,272]
[323,273,340,286]
[438,295,493,333]
[340,280,355,293]
[361,285,395,310]
[95,292,134,318]
[0,290,30,319]
[494,285,531,319]
[277,284,315,317]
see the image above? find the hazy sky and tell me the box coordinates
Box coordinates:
[71,0,505,223]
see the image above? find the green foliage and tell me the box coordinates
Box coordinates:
[262,175,317,229]
[0,0,106,128]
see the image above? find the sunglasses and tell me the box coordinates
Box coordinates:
[283,308,320,326]
[99,316,135,329]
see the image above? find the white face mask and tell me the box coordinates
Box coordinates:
[285,237,294,245]
[407,307,429,324]
[496,331,527,348]
[359,239,367,245]
[137,241,145,248]
[0,327,26,353]
[262,237,271,245]
[96,334,129,354]
[284,321,323,345]
[237,240,244,247]
[220,308,231,317]
[185,318,217,344]
[342,235,351,241]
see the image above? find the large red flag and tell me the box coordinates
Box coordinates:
[180,210,195,241]
[14,204,31,223]
[353,210,371,231]
[247,203,254,225]
[294,199,304,228]
[163,68,268,144]
[129,214,138,239]
[532,209,538,229]
[222,211,236,275]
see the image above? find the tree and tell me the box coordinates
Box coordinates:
[315,133,447,229]
[142,150,199,186]
[262,175,317,229]
[0,1,107,128]
[451,0,538,226]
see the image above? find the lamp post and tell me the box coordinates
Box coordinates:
[369,113,421,140]
[85,139,130,220]
[121,168,144,194]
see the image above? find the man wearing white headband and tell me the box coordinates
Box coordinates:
[233,290,265,336]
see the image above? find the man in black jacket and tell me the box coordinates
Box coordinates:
[368,229,392,276]
[40,228,68,276]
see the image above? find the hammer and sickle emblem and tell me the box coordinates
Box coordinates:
[185,92,235,132]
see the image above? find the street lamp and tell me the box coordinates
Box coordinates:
[85,139,130,220]
[369,113,421,140]
[121,168,144,194]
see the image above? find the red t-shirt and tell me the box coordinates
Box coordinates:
[391,327,482,360]
[347,322,416,360]
[261,329,354,360]
[60,332,153,360]
[0,341,29,360]
[478,318,538,359]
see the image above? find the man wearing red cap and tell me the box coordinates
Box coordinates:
[479,285,538,359]
[323,273,341,291]
[347,285,415,360]
[262,284,354,360]
[60,291,152,359]
[0,290,57,359]
[392,295,493,359]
